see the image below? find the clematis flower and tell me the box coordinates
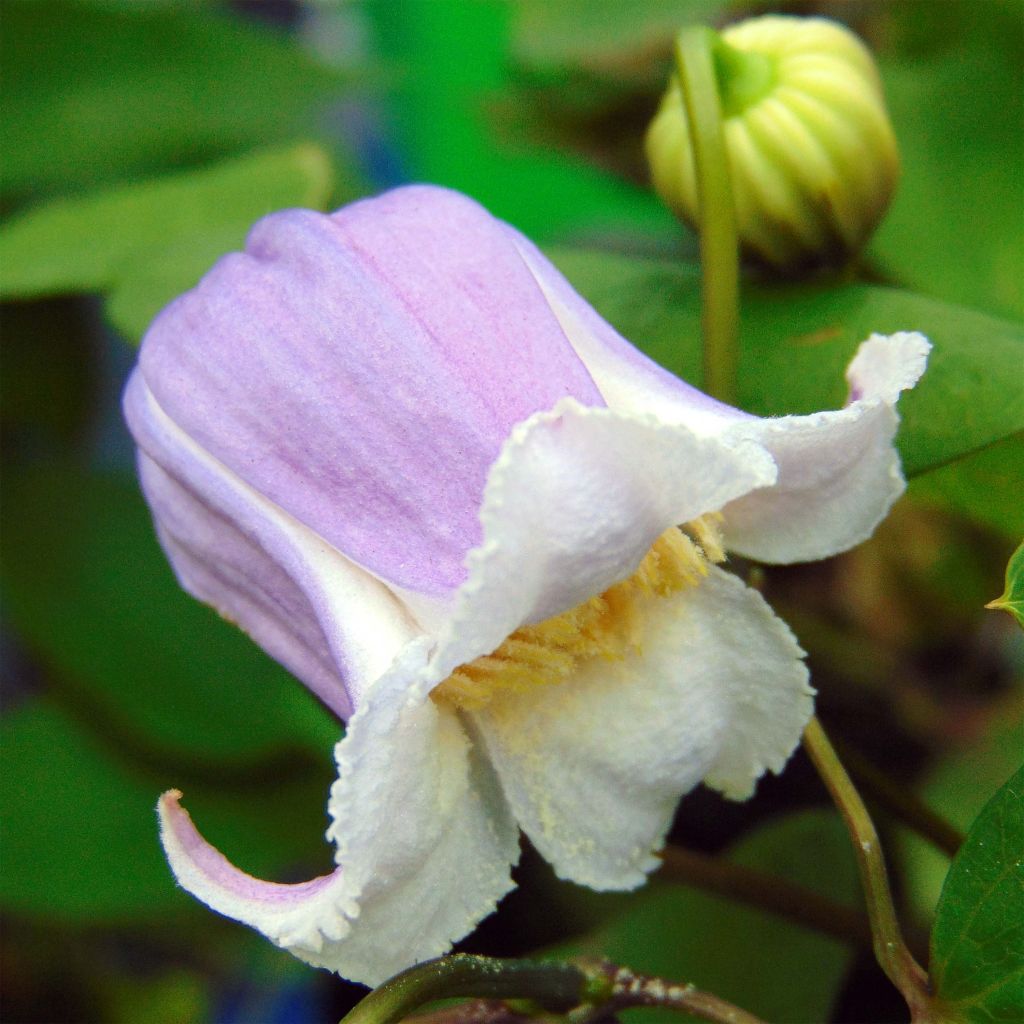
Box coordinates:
[123,185,929,986]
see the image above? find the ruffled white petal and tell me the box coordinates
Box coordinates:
[425,399,777,686]
[846,330,931,405]
[469,567,812,889]
[159,640,518,987]
[507,239,930,565]
[697,568,815,799]
[721,332,931,562]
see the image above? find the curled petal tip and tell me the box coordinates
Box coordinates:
[847,331,932,405]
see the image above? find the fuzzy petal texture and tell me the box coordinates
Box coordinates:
[471,567,812,889]
[160,641,518,986]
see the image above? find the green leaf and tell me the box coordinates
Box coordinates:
[986,539,1024,627]
[871,1,1024,320]
[0,464,338,761]
[900,707,1024,932]
[512,0,718,73]
[1,1,347,200]
[930,764,1024,1022]
[549,248,1024,480]
[366,0,676,245]
[0,697,334,922]
[0,144,338,342]
[585,810,858,1023]
[908,433,1024,540]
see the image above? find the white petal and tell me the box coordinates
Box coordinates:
[159,641,518,986]
[324,644,519,983]
[721,332,931,563]
[846,331,932,405]
[469,567,813,890]
[511,241,930,564]
[425,399,777,687]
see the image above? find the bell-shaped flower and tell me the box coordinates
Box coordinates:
[123,185,929,986]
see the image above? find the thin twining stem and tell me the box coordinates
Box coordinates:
[658,844,874,949]
[342,955,765,1024]
[340,955,586,1024]
[837,737,964,858]
[803,716,934,1021]
[574,963,766,1024]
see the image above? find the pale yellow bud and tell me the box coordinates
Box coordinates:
[646,15,900,270]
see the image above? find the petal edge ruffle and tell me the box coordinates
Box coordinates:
[160,642,519,987]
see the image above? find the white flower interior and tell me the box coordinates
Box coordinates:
[433,517,725,711]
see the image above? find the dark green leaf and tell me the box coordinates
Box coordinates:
[1,1,347,201]
[550,249,1024,481]
[931,764,1024,1022]
[902,709,1024,931]
[512,0,717,72]
[504,0,721,192]
[0,697,334,922]
[0,144,339,342]
[986,539,1024,627]
[909,434,1024,541]
[586,810,858,1023]
[0,464,338,761]
[0,298,97,446]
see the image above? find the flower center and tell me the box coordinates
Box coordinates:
[431,517,725,711]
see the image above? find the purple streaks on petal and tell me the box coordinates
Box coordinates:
[125,372,421,720]
[139,186,605,596]
[160,791,339,904]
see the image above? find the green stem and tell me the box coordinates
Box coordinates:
[674,26,740,405]
[577,963,766,1024]
[339,955,588,1024]
[836,737,965,859]
[803,717,934,1021]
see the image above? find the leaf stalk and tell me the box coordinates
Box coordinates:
[674,26,740,404]
[803,716,935,1021]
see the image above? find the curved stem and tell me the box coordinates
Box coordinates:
[658,845,873,949]
[339,955,586,1024]
[674,26,740,405]
[836,737,964,858]
[581,963,765,1024]
[803,717,934,1021]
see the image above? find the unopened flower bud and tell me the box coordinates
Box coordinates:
[646,15,900,270]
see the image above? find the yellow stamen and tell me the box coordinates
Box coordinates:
[432,516,725,711]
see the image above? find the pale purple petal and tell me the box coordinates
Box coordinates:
[136,186,605,598]
[125,372,421,719]
[509,235,750,433]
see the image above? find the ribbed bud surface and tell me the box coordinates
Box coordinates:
[647,15,900,270]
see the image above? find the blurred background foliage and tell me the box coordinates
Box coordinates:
[1,1,1021,1022]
